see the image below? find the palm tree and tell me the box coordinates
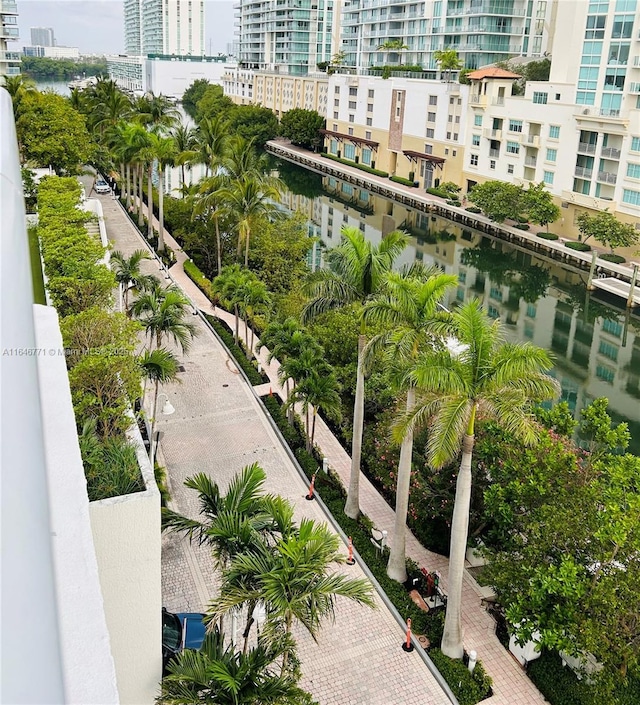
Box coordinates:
[191,115,229,176]
[223,135,272,180]
[133,92,180,132]
[362,270,458,582]
[160,630,311,705]
[302,226,408,519]
[219,175,282,267]
[396,299,559,658]
[194,172,226,276]
[171,122,198,197]
[209,518,376,675]
[139,347,180,460]
[213,265,253,344]
[86,80,131,137]
[241,278,271,355]
[131,286,197,352]
[110,250,157,312]
[2,74,36,117]
[433,48,463,82]
[149,132,177,251]
[288,370,342,453]
[377,38,409,65]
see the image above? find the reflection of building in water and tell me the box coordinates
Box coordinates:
[278,173,640,449]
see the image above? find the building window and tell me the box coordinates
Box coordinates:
[472,134,480,146]
[447,131,452,139]
[333,111,339,119]
[533,92,548,104]
[349,114,354,123]
[509,119,523,133]
[348,127,354,136]
[333,123,338,131]
[507,164,514,174]
[585,14,606,40]
[349,86,357,96]
[367,103,373,112]
[329,139,338,155]
[474,114,483,126]
[623,188,640,205]
[344,143,356,160]
[627,163,640,179]
[429,95,438,105]
[598,340,619,361]
[453,133,458,141]
[335,86,340,94]
[366,117,372,126]
[448,114,453,123]
[549,125,561,139]
[602,318,623,336]
[543,171,554,185]
[334,99,340,107]
[368,89,374,99]
[490,160,496,170]
[596,365,615,383]
[427,112,436,122]
[506,141,520,154]
[424,144,433,154]
[546,148,557,162]
[426,128,435,138]
[470,154,478,166]
[555,93,561,100]
[362,148,372,165]
[365,130,371,140]
[348,100,357,110]
[631,136,640,151]
[449,96,454,104]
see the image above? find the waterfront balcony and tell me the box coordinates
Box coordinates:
[597,171,618,184]
[523,134,540,147]
[489,148,500,158]
[578,142,597,154]
[525,156,537,167]
[484,128,502,140]
[575,166,593,179]
[0,0,18,13]
[561,189,617,211]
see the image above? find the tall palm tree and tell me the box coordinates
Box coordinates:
[110,250,157,313]
[241,278,271,355]
[191,115,229,176]
[2,74,36,117]
[213,265,253,344]
[133,92,180,132]
[139,347,180,460]
[362,270,458,582]
[171,122,198,197]
[131,286,197,352]
[149,132,177,251]
[194,172,226,276]
[433,48,463,82]
[396,299,558,658]
[209,518,375,676]
[218,175,282,267]
[160,630,311,705]
[223,135,271,181]
[288,370,342,453]
[377,39,409,65]
[302,226,408,519]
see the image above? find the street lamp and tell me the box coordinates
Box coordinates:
[149,392,175,468]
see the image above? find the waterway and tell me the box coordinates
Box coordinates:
[273,158,640,453]
[34,80,71,96]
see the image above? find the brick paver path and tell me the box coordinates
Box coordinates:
[98,192,453,705]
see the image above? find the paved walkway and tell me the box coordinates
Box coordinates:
[98,192,453,705]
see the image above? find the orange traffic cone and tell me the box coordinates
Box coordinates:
[402,618,414,652]
[305,472,316,500]
[346,536,355,565]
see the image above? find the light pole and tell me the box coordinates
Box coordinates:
[149,392,175,468]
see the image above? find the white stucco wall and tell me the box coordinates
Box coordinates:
[89,419,162,705]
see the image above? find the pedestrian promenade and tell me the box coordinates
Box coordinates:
[117,192,549,705]
[97,192,454,705]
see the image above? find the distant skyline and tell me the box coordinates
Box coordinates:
[16,1,235,56]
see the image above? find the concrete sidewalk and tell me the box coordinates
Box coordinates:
[99,193,454,705]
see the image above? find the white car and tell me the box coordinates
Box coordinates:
[95,179,111,194]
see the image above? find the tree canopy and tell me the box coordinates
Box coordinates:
[576,210,638,252]
[279,108,325,150]
[181,78,211,119]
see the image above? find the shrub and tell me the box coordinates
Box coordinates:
[320,152,389,177]
[465,206,482,214]
[515,223,531,230]
[202,313,264,385]
[565,241,592,252]
[537,232,559,241]
[429,650,493,705]
[446,199,462,207]
[599,253,626,264]
[390,175,417,187]
[426,187,449,198]
[184,259,213,300]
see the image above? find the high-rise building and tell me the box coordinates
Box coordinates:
[235,0,342,76]
[0,0,20,77]
[124,0,205,57]
[342,0,555,71]
[30,26,55,47]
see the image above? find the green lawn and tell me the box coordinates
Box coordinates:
[28,227,46,305]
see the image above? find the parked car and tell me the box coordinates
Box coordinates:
[162,607,207,674]
[94,178,111,194]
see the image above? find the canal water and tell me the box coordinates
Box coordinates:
[273,158,640,452]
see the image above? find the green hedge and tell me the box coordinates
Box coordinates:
[465,206,482,214]
[599,253,626,264]
[515,223,531,230]
[426,187,450,198]
[203,313,265,385]
[390,175,417,187]
[565,241,592,252]
[184,259,214,300]
[446,200,462,207]
[537,231,559,241]
[259,393,492,704]
[320,153,389,177]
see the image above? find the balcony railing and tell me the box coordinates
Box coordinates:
[578,142,597,154]
[525,156,537,167]
[492,97,505,106]
[575,166,593,179]
[470,93,483,104]
[523,134,540,147]
[601,146,621,159]
[597,171,617,184]
[483,128,502,139]
[628,82,640,93]
[489,148,500,158]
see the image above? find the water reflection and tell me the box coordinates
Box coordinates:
[274,159,640,452]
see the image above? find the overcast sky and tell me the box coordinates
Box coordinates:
[16,0,235,55]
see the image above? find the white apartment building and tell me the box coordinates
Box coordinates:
[235,0,342,76]
[324,73,469,186]
[124,0,205,57]
[0,0,20,77]
[341,0,555,72]
[30,26,55,46]
[43,46,80,59]
[462,0,640,239]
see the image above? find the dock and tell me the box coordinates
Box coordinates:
[592,277,640,306]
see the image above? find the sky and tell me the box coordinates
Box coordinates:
[15,0,235,55]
